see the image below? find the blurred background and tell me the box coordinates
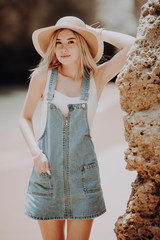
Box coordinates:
[0,0,147,86]
[0,0,147,239]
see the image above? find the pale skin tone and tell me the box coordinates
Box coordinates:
[19,27,135,240]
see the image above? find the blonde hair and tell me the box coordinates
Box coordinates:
[30,29,97,78]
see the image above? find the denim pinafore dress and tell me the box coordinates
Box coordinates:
[25,68,106,220]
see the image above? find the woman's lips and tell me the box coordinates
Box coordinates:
[61,55,71,58]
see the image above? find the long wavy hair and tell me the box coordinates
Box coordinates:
[30,29,97,78]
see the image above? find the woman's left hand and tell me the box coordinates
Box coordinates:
[86,24,103,36]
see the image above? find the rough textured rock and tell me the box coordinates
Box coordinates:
[134,0,148,18]
[114,0,160,239]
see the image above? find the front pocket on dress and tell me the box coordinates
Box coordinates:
[81,162,101,193]
[27,167,54,197]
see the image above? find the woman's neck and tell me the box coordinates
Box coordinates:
[59,64,83,81]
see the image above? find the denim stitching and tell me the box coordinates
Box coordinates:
[63,117,67,218]
[47,68,58,101]
[80,70,90,101]
[25,208,106,220]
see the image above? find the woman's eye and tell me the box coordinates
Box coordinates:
[56,42,61,44]
[68,40,75,44]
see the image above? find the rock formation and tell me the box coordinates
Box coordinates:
[114,0,160,239]
[134,0,148,18]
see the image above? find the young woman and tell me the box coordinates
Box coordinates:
[19,16,135,240]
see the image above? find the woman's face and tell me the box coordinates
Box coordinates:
[55,29,80,65]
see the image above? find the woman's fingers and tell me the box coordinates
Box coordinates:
[34,152,51,174]
[45,160,51,175]
[42,154,51,175]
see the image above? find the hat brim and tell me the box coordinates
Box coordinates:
[32,25,104,63]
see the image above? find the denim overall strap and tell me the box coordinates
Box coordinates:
[47,68,90,101]
[47,68,58,101]
[80,70,90,101]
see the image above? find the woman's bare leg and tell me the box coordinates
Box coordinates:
[38,219,66,240]
[66,219,94,240]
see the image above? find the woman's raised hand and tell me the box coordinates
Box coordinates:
[85,24,103,35]
[32,150,51,175]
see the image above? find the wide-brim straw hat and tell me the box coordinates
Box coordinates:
[32,16,104,63]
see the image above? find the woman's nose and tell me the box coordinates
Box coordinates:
[61,44,68,51]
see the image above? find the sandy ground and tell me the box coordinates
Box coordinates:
[0,83,136,240]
